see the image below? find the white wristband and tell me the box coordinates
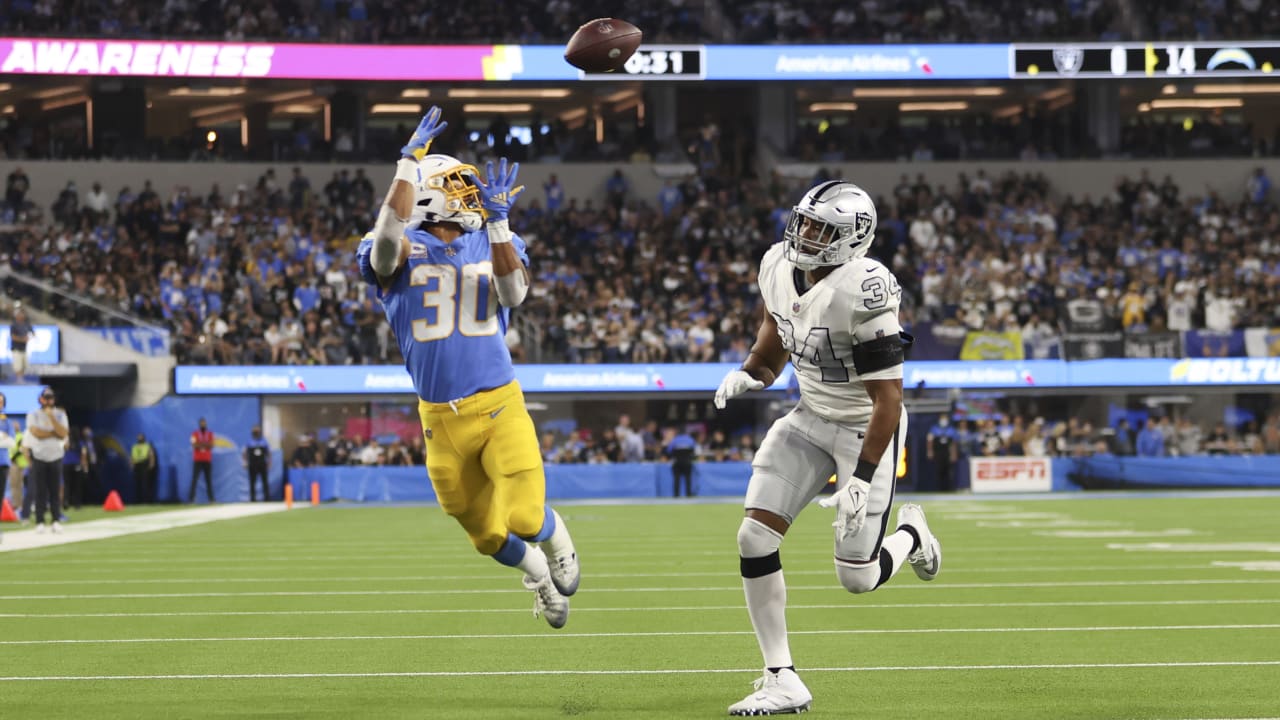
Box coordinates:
[394,158,418,186]
[487,218,513,245]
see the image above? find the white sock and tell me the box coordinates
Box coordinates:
[539,509,576,560]
[744,570,792,669]
[516,543,550,580]
[879,530,914,581]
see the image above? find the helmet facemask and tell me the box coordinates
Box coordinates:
[412,155,487,232]
[782,182,878,271]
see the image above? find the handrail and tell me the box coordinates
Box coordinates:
[0,264,169,333]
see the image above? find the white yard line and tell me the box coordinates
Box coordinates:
[3,577,1278,601]
[0,564,1230,586]
[4,598,1279,620]
[3,624,1277,646]
[0,504,294,552]
[4,660,1280,682]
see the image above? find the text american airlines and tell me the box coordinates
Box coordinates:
[1,40,274,77]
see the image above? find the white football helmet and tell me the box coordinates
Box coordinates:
[411,154,486,231]
[783,181,878,270]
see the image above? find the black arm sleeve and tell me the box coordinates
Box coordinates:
[850,332,912,375]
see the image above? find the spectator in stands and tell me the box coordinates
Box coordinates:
[5,167,29,216]
[9,307,32,382]
[189,417,217,503]
[616,414,645,463]
[1204,423,1234,456]
[291,434,320,468]
[1113,419,1136,456]
[1136,418,1165,457]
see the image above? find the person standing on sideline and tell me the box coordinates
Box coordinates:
[9,308,32,382]
[665,429,698,497]
[25,387,68,533]
[0,393,18,513]
[244,426,271,501]
[12,427,30,522]
[131,433,157,503]
[63,427,84,511]
[926,414,959,492]
[190,417,215,502]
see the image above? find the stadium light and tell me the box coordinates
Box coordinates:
[853,87,1004,98]
[809,102,858,112]
[1192,83,1280,94]
[448,88,572,98]
[167,87,246,97]
[369,103,422,114]
[461,103,534,113]
[1147,98,1244,109]
[400,89,431,98]
[899,101,969,112]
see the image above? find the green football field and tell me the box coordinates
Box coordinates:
[3,493,1280,719]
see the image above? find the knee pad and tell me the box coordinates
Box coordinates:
[738,517,784,578]
[835,557,881,594]
[506,504,545,540]
[470,531,507,557]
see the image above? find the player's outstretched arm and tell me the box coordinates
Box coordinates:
[370,106,448,282]
[476,158,531,307]
[715,312,789,409]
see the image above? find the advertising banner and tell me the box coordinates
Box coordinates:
[969,457,1052,493]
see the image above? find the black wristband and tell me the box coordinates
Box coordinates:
[853,459,878,482]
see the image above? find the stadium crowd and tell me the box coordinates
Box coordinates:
[3,160,1279,367]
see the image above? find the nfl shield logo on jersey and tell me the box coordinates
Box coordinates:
[792,302,801,313]
[1052,47,1084,76]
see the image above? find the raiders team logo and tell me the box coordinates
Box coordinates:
[855,211,874,239]
[1052,47,1084,76]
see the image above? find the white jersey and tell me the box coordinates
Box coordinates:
[758,243,904,424]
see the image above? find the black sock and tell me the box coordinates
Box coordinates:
[900,524,922,554]
[767,665,795,675]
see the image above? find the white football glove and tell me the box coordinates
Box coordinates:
[818,478,872,541]
[713,369,765,409]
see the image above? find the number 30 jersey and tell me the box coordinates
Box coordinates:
[757,242,904,425]
[357,227,528,403]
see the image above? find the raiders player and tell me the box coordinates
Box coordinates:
[714,180,942,716]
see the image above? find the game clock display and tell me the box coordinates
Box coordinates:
[1012,41,1280,78]
[580,46,705,80]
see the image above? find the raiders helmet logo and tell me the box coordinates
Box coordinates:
[854,211,874,239]
[1052,47,1084,76]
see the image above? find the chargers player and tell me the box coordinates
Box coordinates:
[357,107,579,628]
[714,181,942,714]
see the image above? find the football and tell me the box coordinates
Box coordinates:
[564,18,642,73]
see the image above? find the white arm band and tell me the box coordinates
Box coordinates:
[494,268,529,307]
[487,219,528,306]
[371,204,407,277]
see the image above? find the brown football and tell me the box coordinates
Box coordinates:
[564,18,643,73]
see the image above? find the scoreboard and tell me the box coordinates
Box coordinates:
[1011,42,1280,78]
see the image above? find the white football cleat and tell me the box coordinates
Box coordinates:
[51,521,63,534]
[728,668,813,716]
[897,503,941,581]
[541,509,580,596]
[523,573,569,629]
[34,523,47,534]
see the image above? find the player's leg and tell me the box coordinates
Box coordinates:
[830,411,939,593]
[481,388,579,597]
[729,408,833,716]
[421,398,567,628]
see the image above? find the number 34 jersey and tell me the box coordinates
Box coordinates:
[757,242,905,425]
[357,227,528,403]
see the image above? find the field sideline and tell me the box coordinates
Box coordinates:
[2,492,1279,719]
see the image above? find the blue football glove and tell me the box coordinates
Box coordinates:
[400,106,447,160]
[475,158,525,222]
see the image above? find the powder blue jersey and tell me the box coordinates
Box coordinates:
[357,226,528,403]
